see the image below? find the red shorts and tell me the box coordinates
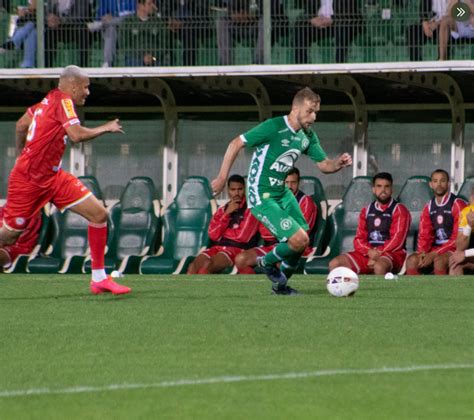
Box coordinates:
[345,250,407,274]
[4,169,91,231]
[201,246,245,264]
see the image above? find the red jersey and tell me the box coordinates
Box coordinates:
[14,88,80,187]
[354,199,411,255]
[416,193,466,254]
[0,207,41,251]
[208,198,259,248]
[259,191,318,244]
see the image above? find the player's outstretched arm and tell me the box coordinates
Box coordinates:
[317,152,352,174]
[211,136,245,194]
[66,119,124,143]
[15,112,32,155]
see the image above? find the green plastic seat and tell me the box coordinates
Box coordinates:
[304,176,374,274]
[457,176,474,202]
[396,175,433,253]
[27,176,111,274]
[299,176,328,256]
[140,176,215,274]
[103,176,161,274]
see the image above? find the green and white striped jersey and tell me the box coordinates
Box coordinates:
[241,115,327,207]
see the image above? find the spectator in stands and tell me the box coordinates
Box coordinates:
[119,0,165,66]
[406,0,448,61]
[0,0,36,68]
[215,0,288,65]
[187,174,259,275]
[160,0,210,66]
[88,0,136,67]
[294,0,361,64]
[44,0,94,68]
[449,186,474,274]
[406,169,466,275]
[0,206,41,270]
[439,0,474,60]
[235,168,317,274]
[329,172,411,276]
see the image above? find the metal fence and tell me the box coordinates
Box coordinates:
[0,0,473,68]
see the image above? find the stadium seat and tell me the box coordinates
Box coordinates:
[140,176,215,274]
[3,205,52,273]
[457,176,474,202]
[299,176,328,256]
[101,176,161,274]
[27,176,111,274]
[304,176,374,274]
[396,175,433,253]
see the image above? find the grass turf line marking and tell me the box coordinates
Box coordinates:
[1,363,473,398]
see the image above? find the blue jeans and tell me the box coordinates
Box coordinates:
[12,21,36,67]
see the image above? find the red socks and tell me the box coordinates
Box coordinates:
[88,222,107,269]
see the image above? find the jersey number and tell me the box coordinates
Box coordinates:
[26,109,42,142]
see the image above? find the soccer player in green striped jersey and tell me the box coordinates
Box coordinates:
[211,87,352,295]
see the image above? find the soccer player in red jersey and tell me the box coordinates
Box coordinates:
[0,206,41,270]
[406,169,466,275]
[0,65,130,295]
[329,172,411,276]
[235,168,318,275]
[187,175,260,274]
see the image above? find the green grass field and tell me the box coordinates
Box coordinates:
[0,274,473,419]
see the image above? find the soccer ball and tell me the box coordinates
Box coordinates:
[326,267,359,297]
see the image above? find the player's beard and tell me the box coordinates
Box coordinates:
[376,194,391,205]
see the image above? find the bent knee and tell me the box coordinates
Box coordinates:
[89,207,108,224]
[288,232,309,252]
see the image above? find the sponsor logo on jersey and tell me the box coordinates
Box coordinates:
[61,99,77,119]
[281,139,290,147]
[15,217,26,226]
[261,215,277,234]
[269,149,301,173]
[280,218,293,231]
[269,177,284,187]
[247,144,269,207]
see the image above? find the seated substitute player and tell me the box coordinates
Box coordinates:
[235,167,317,274]
[406,169,466,275]
[449,186,474,275]
[0,206,41,271]
[0,65,130,295]
[329,172,411,276]
[187,174,259,275]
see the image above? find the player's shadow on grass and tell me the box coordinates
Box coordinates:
[0,293,134,301]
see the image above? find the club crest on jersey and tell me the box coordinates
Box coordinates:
[374,217,381,227]
[302,138,310,149]
[270,150,300,173]
[61,99,77,119]
[437,215,443,224]
[280,218,293,231]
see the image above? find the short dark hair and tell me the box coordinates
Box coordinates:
[227,174,245,187]
[286,167,300,180]
[292,87,321,106]
[431,169,450,182]
[372,172,393,185]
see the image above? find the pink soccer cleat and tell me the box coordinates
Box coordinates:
[90,276,132,295]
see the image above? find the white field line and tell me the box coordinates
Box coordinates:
[1,363,472,398]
